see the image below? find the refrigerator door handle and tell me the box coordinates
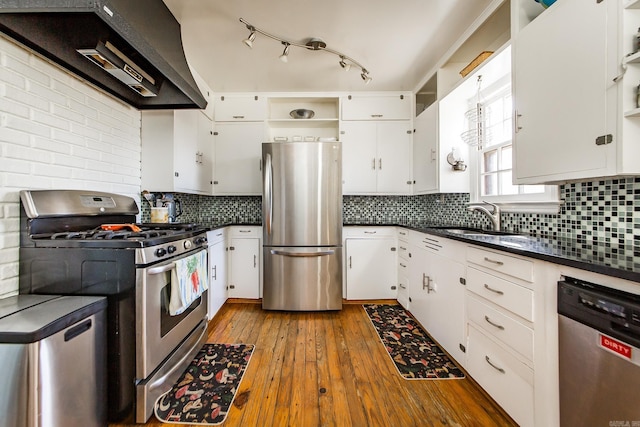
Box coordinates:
[270,249,336,257]
[264,152,273,237]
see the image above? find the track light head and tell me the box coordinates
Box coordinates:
[339,56,351,72]
[243,30,256,48]
[279,42,290,63]
[361,70,372,84]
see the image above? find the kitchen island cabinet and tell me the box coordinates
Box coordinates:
[343,227,397,299]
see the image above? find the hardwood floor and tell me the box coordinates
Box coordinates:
[112,301,516,427]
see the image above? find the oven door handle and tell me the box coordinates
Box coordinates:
[147,263,176,275]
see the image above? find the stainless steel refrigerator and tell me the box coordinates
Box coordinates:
[262,141,342,311]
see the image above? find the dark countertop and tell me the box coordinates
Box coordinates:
[345,222,640,284]
[205,222,639,283]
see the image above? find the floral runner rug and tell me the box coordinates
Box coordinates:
[154,343,254,425]
[363,304,465,380]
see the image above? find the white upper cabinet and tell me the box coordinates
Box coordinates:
[512,0,615,183]
[341,93,412,120]
[413,100,470,194]
[341,121,413,195]
[141,110,213,195]
[214,94,266,121]
[512,0,640,183]
[213,121,265,195]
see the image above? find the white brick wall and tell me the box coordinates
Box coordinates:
[0,35,142,298]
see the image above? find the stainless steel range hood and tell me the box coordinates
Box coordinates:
[0,0,207,110]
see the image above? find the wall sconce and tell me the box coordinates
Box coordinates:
[239,18,371,84]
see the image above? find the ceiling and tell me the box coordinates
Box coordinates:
[163,0,494,94]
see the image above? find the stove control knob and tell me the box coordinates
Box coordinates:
[167,245,177,254]
[184,240,193,250]
[155,248,167,257]
[195,237,207,245]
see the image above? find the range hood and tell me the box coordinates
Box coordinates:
[0,0,207,110]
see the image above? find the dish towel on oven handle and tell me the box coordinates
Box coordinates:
[169,249,208,316]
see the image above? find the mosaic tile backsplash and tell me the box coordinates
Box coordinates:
[140,177,640,245]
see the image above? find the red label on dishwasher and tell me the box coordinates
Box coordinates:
[600,334,632,359]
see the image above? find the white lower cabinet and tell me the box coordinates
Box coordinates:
[396,229,410,309]
[343,227,397,299]
[227,226,262,299]
[408,231,466,365]
[467,324,534,427]
[464,244,561,427]
[206,229,227,320]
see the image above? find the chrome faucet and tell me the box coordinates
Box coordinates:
[467,201,501,231]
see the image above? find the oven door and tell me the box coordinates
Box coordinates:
[135,248,208,381]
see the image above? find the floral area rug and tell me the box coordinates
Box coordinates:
[154,343,254,425]
[363,304,465,380]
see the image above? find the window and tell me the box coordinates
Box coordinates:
[465,47,559,213]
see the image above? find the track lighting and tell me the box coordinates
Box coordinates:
[239,18,371,83]
[279,42,290,63]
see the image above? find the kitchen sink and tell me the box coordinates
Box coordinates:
[434,227,529,238]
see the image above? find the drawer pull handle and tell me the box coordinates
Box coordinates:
[483,283,504,295]
[484,315,505,330]
[399,263,407,268]
[399,284,406,289]
[483,256,504,266]
[399,246,407,251]
[485,356,505,374]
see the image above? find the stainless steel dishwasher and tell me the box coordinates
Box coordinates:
[558,277,640,426]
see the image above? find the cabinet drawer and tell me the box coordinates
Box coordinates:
[466,267,534,322]
[467,246,533,282]
[398,243,409,260]
[206,229,226,244]
[343,226,397,238]
[228,226,261,238]
[214,95,266,121]
[398,258,409,275]
[467,325,534,427]
[466,294,533,362]
[397,228,409,241]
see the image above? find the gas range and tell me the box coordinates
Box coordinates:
[18,189,209,423]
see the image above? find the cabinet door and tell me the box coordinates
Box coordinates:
[413,104,438,193]
[208,239,227,319]
[426,253,466,364]
[341,121,378,194]
[195,112,214,194]
[408,246,430,329]
[376,121,413,194]
[214,94,266,121]
[173,111,199,192]
[228,238,260,299]
[213,122,265,195]
[513,0,613,183]
[345,238,397,299]
[341,94,412,120]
